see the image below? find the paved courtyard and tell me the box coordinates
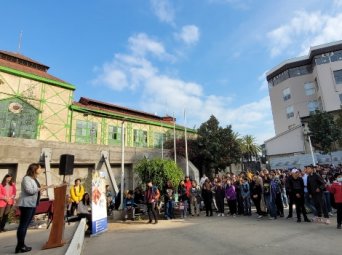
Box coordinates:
[83,211,341,255]
[0,222,77,255]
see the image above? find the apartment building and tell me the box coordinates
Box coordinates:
[265,41,342,169]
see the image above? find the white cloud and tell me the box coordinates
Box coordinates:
[92,33,172,90]
[128,33,174,61]
[175,25,200,45]
[232,51,241,59]
[207,0,253,10]
[258,71,269,91]
[141,76,273,144]
[302,13,342,53]
[334,0,342,7]
[267,10,342,57]
[93,53,157,91]
[150,0,175,25]
[93,32,274,144]
[98,68,127,91]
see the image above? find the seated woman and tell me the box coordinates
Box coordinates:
[77,193,92,233]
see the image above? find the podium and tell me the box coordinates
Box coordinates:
[43,185,67,249]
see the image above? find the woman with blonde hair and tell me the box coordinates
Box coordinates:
[251,175,263,218]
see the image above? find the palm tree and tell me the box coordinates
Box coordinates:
[240,135,261,162]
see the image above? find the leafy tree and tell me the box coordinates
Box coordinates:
[134,158,184,189]
[217,125,242,169]
[197,115,241,175]
[240,135,261,162]
[197,115,221,174]
[308,110,342,154]
[165,115,242,176]
[336,108,342,146]
[164,138,203,170]
[164,138,198,161]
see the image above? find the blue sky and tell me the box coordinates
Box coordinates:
[1,0,342,144]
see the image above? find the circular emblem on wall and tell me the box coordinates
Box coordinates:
[8,102,23,114]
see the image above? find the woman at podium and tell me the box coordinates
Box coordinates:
[15,163,47,253]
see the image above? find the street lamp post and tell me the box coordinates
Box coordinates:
[160,121,164,159]
[303,126,316,166]
[173,112,177,164]
[120,120,125,210]
[184,110,189,177]
[307,135,316,166]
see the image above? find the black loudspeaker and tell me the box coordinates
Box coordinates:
[59,154,74,175]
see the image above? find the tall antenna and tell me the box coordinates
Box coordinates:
[17,31,23,53]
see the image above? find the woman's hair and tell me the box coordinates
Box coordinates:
[81,192,90,206]
[166,180,173,188]
[203,181,211,190]
[255,176,262,186]
[1,174,13,186]
[26,163,41,177]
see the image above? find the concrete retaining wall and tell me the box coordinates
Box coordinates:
[0,137,166,194]
[65,218,86,255]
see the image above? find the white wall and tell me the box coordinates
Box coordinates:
[265,126,305,156]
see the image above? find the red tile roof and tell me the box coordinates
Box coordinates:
[75,97,176,124]
[0,50,67,83]
[0,50,49,69]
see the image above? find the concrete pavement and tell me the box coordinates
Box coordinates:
[0,222,78,255]
[83,211,342,255]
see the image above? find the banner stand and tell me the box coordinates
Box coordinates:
[91,170,108,236]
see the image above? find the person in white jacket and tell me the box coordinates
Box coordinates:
[78,193,92,233]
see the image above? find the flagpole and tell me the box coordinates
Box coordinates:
[184,109,189,176]
[173,112,177,164]
[161,120,164,159]
[17,31,23,53]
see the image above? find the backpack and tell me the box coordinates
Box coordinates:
[153,186,160,201]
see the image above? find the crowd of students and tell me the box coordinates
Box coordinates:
[122,164,342,229]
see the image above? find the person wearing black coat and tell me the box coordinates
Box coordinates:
[214,181,226,216]
[250,176,263,217]
[288,169,310,223]
[201,179,213,216]
[306,165,329,222]
[285,173,295,219]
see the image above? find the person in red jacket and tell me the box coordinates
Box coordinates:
[184,176,192,215]
[184,176,192,196]
[327,173,342,229]
[145,180,160,224]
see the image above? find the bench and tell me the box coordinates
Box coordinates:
[15,199,54,228]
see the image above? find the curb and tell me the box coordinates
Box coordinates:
[65,218,86,255]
